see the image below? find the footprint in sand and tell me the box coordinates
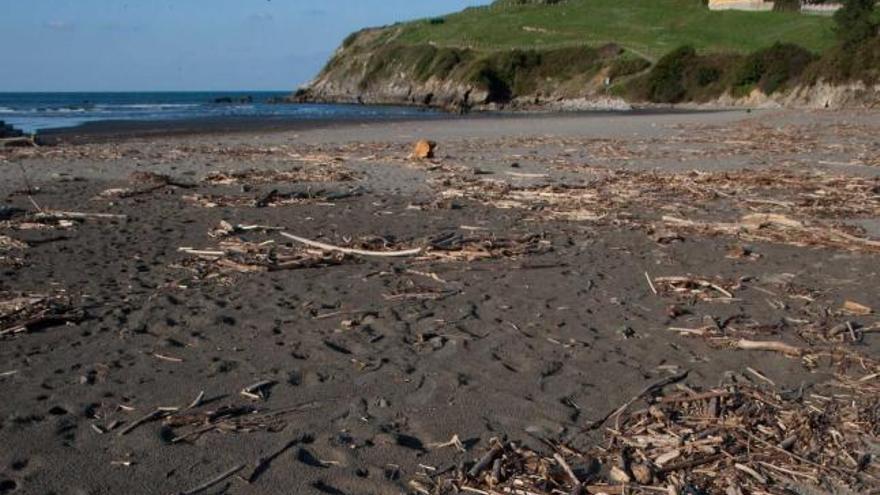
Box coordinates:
[0,479,18,494]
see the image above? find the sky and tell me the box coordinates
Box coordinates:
[0,0,489,92]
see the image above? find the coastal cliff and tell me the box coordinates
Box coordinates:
[294,0,879,111]
[293,28,642,111]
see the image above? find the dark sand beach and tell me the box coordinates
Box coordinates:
[1,109,878,494]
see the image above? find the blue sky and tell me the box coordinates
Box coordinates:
[0,0,488,92]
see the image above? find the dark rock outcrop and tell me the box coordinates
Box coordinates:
[0,121,24,139]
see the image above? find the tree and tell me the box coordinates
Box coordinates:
[833,0,877,46]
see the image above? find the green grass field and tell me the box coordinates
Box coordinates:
[394,0,836,60]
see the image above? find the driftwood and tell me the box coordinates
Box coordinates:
[245,433,310,483]
[179,463,245,495]
[280,232,422,257]
[585,370,690,430]
[35,210,127,221]
[735,339,803,356]
[118,409,171,436]
[468,442,503,478]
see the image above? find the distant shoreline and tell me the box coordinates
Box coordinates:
[35,107,728,145]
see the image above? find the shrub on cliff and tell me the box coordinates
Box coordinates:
[834,0,877,46]
[466,46,605,103]
[733,42,817,95]
[804,0,879,84]
[646,46,697,103]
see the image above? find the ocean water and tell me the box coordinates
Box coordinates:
[0,92,437,133]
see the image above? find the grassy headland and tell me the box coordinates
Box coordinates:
[395,0,835,60]
[298,0,878,108]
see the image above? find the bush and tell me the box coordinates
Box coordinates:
[834,0,877,46]
[608,56,651,80]
[806,34,880,83]
[466,46,605,102]
[647,45,697,103]
[733,42,817,95]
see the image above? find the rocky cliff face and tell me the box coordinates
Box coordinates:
[295,27,880,112]
[294,28,640,112]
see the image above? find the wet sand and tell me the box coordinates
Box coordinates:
[1,109,878,494]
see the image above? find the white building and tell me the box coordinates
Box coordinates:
[708,0,775,11]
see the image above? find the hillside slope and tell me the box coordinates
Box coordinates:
[294,0,878,110]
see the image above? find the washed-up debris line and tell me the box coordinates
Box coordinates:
[178,238,348,278]
[0,234,27,267]
[0,292,84,337]
[422,362,879,495]
[203,167,357,185]
[433,167,880,251]
[436,168,880,220]
[663,213,880,253]
[183,186,366,208]
[178,225,552,278]
[95,171,196,200]
[651,275,739,302]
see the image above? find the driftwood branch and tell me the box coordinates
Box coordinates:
[280,232,422,257]
[585,370,690,430]
[736,339,803,357]
[36,211,128,221]
[179,463,245,495]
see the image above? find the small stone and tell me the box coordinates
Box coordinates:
[631,463,654,484]
[411,139,437,160]
[610,465,631,483]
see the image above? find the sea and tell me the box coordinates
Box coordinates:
[0,92,438,134]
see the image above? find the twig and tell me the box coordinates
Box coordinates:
[36,210,127,220]
[187,391,205,410]
[554,453,581,485]
[313,308,371,320]
[429,434,467,453]
[656,453,724,475]
[736,339,803,357]
[468,443,503,478]
[118,409,168,436]
[15,162,42,212]
[241,380,275,400]
[645,272,658,295]
[585,370,689,430]
[178,463,245,495]
[153,353,184,363]
[657,390,731,404]
[280,232,422,257]
[246,434,307,483]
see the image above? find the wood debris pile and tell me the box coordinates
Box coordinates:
[162,402,321,443]
[426,368,879,495]
[421,232,552,262]
[180,226,552,279]
[0,292,83,337]
[95,171,196,200]
[436,178,607,222]
[179,239,348,277]
[438,168,878,219]
[652,275,738,302]
[434,167,880,252]
[668,122,820,157]
[0,234,27,250]
[663,213,880,253]
[0,235,27,267]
